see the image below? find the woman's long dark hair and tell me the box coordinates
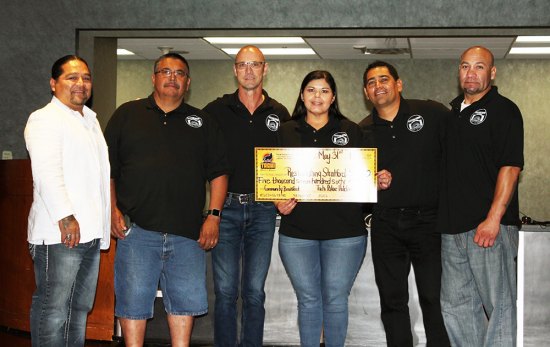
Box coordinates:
[291,70,347,120]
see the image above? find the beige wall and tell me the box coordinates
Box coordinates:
[117,59,550,221]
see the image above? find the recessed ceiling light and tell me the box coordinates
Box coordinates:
[222,48,315,55]
[117,48,135,56]
[509,47,550,54]
[515,36,550,43]
[204,37,305,44]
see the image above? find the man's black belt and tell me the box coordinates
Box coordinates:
[227,192,255,204]
[376,206,436,214]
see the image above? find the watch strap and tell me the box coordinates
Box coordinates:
[205,209,222,217]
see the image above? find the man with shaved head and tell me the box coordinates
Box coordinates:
[439,46,524,346]
[204,45,290,346]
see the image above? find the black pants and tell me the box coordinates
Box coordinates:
[371,207,450,347]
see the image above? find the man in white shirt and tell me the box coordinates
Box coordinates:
[24,55,110,347]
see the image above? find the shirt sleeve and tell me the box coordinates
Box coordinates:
[104,107,124,180]
[24,109,73,223]
[495,103,524,169]
[204,114,231,181]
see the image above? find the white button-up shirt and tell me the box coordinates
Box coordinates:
[24,96,111,249]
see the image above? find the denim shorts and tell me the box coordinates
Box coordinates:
[114,224,207,319]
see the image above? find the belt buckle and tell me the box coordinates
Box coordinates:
[238,194,250,204]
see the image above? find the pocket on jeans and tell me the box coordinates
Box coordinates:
[223,197,232,208]
[122,224,134,239]
[258,201,275,209]
[258,202,277,216]
[456,232,468,249]
[28,243,36,259]
[418,209,437,224]
[503,225,519,250]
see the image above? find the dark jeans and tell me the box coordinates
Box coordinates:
[212,195,277,347]
[371,207,450,347]
[29,240,100,347]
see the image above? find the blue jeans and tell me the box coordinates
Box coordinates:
[29,239,100,347]
[441,225,518,347]
[278,234,367,347]
[212,196,277,347]
[115,224,207,319]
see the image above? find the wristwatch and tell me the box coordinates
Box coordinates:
[205,209,222,217]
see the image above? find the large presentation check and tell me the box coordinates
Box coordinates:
[255,147,377,202]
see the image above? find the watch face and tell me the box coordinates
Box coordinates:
[207,209,221,217]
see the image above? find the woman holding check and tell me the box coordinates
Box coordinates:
[275,70,391,346]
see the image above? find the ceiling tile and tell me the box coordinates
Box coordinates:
[116,35,550,60]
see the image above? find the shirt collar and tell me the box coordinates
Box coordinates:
[146,93,188,114]
[230,89,271,109]
[297,115,339,133]
[372,95,408,124]
[450,86,499,111]
[51,96,97,124]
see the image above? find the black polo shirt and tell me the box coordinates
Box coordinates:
[203,90,290,194]
[359,97,448,209]
[104,94,230,239]
[278,116,366,240]
[440,87,524,234]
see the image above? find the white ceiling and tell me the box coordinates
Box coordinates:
[117,36,550,60]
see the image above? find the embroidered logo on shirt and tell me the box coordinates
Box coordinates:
[332,132,349,146]
[265,114,280,131]
[470,109,487,125]
[185,115,203,128]
[407,115,424,132]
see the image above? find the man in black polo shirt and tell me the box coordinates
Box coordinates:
[203,45,290,346]
[105,53,229,346]
[359,61,450,347]
[439,46,523,347]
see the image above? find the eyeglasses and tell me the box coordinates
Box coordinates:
[154,68,189,78]
[234,61,265,70]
